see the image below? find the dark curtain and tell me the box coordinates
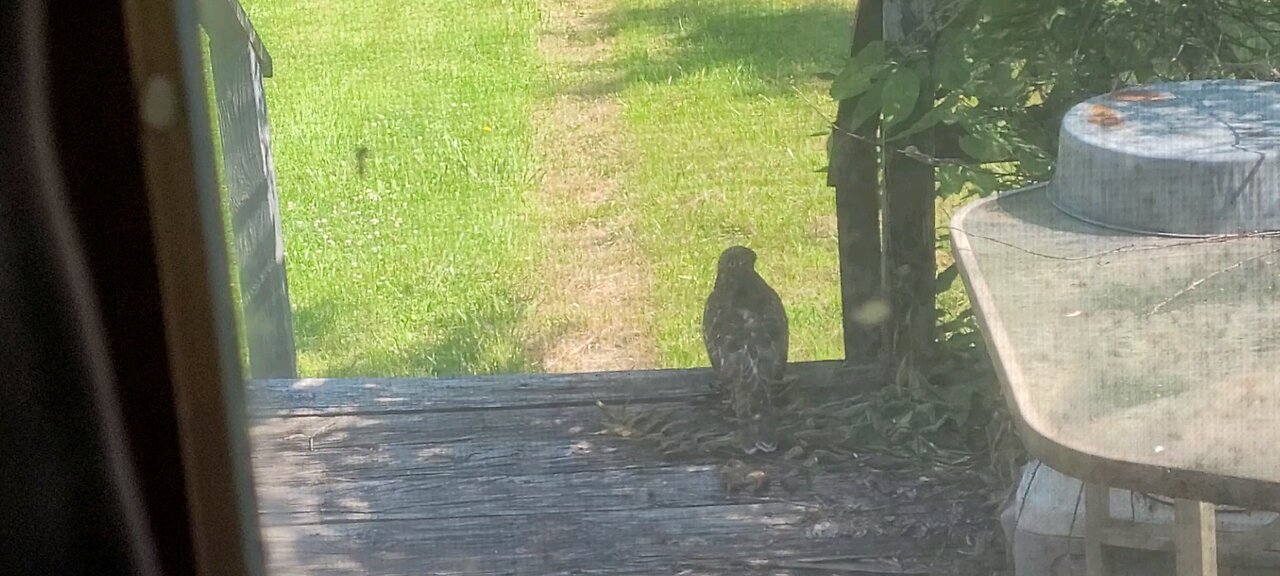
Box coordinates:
[0,0,189,574]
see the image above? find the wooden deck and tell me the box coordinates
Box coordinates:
[245,361,1006,575]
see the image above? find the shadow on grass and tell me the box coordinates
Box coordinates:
[291,299,342,354]
[292,293,535,378]
[565,0,851,98]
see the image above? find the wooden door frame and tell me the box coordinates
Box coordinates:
[117,0,266,574]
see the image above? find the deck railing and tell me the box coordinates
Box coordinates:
[198,0,297,378]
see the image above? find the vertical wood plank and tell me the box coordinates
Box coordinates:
[1085,483,1110,576]
[1175,499,1218,576]
[829,0,884,364]
[119,0,267,572]
[881,0,937,368]
[200,0,298,378]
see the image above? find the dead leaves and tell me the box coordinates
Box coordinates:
[1087,104,1125,127]
[1087,88,1176,129]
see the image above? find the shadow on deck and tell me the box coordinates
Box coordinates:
[246,361,1007,575]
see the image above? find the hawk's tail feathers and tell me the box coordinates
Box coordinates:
[740,411,778,455]
[724,349,780,455]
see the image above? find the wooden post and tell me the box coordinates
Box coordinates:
[829,0,885,364]
[120,0,268,571]
[1174,499,1218,576]
[881,0,937,369]
[1085,483,1111,576]
[199,0,298,379]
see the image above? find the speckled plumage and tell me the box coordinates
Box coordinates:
[702,246,789,454]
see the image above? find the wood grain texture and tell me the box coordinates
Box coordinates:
[245,361,869,417]
[197,0,272,75]
[120,0,266,572]
[830,0,885,364]
[881,0,938,366]
[1175,500,1219,576]
[248,362,1002,575]
[1086,483,1111,576]
[201,0,297,378]
[258,505,914,576]
[251,409,940,524]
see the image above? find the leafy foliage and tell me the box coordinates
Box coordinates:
[831,0,1280,199]
[826,0,1280,374]
[815,1,1280,483]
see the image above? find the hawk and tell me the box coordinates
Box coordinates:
[702,246,789,454]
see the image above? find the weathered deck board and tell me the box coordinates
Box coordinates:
[250,405,701,479]
[259,504,920,576]
[256,450,938,526]
[248,362,1002,575]
[246,361,866,417]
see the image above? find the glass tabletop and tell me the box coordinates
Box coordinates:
[952,185,1280,510]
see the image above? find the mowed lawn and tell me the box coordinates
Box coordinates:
[245,0,542,376]
[606,0,852,366]
[243,0,856,376]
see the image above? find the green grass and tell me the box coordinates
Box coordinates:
[605,0,853,366]
[243,0,541,376]
[235,0,883,376]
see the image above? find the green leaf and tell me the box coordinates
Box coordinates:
[1015,147,1053,179]
[982,61,1023,106]
[844,85,884,131]
[886,93,959,142]
[937,314,975,335]
[967,168,1003,197]
[933,32,971,90]
[830,41,889,101]
[988,0,1028,18]
[959,130,1010,162]
[944,331,983,350]
[1046,6,1068,30]
[936,165,968,198]
[879,67,921,131]
[937,385,975,427]
[936,263,960,293]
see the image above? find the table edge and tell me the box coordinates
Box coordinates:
[949,185,1280,511]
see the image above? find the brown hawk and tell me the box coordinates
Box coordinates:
[702,246,789,454]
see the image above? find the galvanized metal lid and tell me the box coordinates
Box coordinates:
[1050,79,1280,237]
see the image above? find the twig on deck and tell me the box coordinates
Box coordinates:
[307,421,337,451]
